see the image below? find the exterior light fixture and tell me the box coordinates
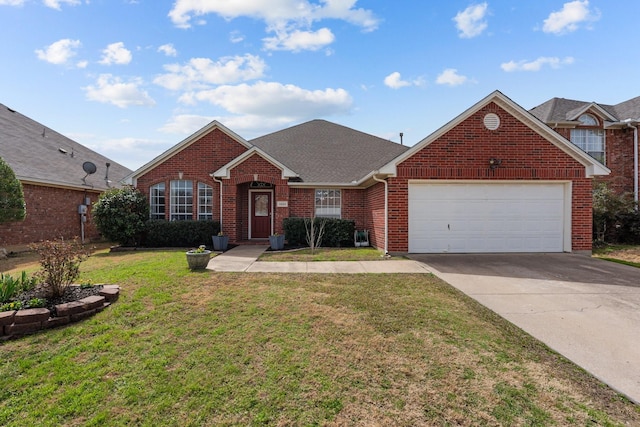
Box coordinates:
[488,158,502,170]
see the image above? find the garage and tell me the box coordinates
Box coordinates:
[408,182,569,253]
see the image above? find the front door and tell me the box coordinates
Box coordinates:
[250,191,272,238]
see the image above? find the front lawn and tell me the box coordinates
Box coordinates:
[1,249,638,425]
[259,247,394,262]
[593,244,640,268]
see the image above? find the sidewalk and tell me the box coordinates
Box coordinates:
[206,245,431,273]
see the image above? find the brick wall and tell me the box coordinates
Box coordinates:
[364,182,386,250]
[386,102,594,252]
[552,126,637,195]
[0,183,101,248]
[136,128,249,222]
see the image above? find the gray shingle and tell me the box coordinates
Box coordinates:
[0,103,130,191]
[250,119,409,183]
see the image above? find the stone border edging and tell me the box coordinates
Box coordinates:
[0,285,120,340]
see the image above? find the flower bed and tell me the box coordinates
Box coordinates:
[0,285,120,340]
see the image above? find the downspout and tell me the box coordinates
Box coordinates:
[211,175,224,230]
[633,123,638,205]
[372,172,388,255]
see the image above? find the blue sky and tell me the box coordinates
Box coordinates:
[0,0,635,170]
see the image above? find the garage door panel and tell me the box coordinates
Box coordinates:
[409,183,566,253]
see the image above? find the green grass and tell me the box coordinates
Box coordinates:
[259,247,395,261]
[1,249,638,426]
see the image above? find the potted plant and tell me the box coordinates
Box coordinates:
[186,245,211,270]
[269,233,285,251]
[212,231,229,251]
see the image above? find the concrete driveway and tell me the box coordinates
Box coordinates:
[408,253,640,404]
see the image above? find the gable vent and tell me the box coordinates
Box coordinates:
[483,113,500,130]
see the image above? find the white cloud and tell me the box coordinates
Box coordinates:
[35,38,81,65]
[436,69,468,86]
[230,31,245,43]
[263,27,335,52]
[453,2,488,38]
[76,60,88,68]
[158,114,214,134]
[83,74,156,108]
[154,54,267,91]
[383,72,410,89]
[542,0,600,34]
[43,0,80,9]
[501,56,575,72]
[168,0,378,51]
[99,42,132,65]
[0,0,25,5]
[158,43,178,57]
[185,81,352,119]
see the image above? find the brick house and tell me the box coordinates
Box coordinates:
[530,95,640,201]
[127,91,608,254]
[0,103,131,248]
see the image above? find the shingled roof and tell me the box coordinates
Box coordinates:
[0,103,131,191]
[250,119,410,184]
[530,96,640,123]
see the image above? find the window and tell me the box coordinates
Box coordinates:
[170,180,193,221]
[149,183,165,220]
[315,189,341,218]
[198,182,213,221]
[570,114,605,164]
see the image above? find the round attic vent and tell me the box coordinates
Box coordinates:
[483,113,500,130]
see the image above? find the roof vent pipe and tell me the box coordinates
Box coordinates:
[399,132,404,145]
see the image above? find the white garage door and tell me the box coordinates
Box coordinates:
[408,182,567,253]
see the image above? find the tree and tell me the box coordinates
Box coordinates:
[592,181,638,244]
[0,157,26,224]
[92,186,149,246]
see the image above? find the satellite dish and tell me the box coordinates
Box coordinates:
[83,161,97,175]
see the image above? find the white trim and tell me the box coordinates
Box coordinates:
[213,146,298,180]
[379,90,610,178]
[125,121,252,185]
[248,189,274,239]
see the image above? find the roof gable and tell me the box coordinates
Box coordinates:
[0,103,131,191]
[212,146,298,180]
[381,90,609,178]
[126,120,251,184]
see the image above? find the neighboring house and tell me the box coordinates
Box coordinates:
[530,96,640,201]
[0,103,131,248]
[127,91,608,254]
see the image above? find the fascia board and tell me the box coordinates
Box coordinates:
[213,147,299,180]
[126,120,252,181]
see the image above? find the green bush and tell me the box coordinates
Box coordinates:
[283,217,355,247]
[0,156,26,224]
[93,186,149,246]
[144,220,220,248]
[0,271,36,303]
[593,182,640,244]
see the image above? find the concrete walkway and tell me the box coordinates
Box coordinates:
[206,245,431,273]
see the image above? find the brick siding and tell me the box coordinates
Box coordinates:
[0,183,101,248]
[384,102,594,252]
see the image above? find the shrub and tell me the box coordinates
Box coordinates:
[0,156,26,224]
[0,301,23,312]
[93,186,149,246]
[283,217,355,247]
[30,237,89,298]
[593,182,640,244]
[144,220,220,248]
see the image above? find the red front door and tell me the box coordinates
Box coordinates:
[251,191,271,238]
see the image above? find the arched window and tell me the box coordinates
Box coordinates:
[570,114,605,164]
[577,114,598,126]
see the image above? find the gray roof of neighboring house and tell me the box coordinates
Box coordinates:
[530,96,640,123]
[0,103,131,191]
[250,119,410,183]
